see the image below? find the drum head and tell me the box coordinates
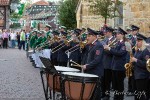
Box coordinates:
[62,72,98,78]
[54,66,80,72]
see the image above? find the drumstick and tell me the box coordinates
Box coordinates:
[71,64,82,68]
[70,60,80,66]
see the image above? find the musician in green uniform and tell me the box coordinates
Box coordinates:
[33,31,43,49]
[45,24,53,39]
[29,30,38,49]
[81,28,87,41]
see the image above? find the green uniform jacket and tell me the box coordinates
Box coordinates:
[33,36,43,49]
[29,35,38,48]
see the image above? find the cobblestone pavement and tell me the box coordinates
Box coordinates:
[0,48,134,100]
[0,49,45,100]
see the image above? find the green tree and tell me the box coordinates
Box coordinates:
[90,0,122,24]
[58,0,79,29]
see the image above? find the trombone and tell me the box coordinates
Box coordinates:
[65,40,87,54]
[51,38,73,53]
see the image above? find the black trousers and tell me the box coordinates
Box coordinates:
[58,62,67,67]
[3,38,8,48]
[112,70,125,100]
[128,71,135,92]
[135,79,148,100]
[51,59,58,66]
[90,77,103,100]
[19,41,25,50]
[147,79,150,100]
[103,69,112,97]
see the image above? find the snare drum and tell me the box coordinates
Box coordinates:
[47,66,80,92]
[61,72,99,100]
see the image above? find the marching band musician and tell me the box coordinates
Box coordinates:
[59,26,66,35]
[146,42,150,100]
[32,31,44,68]
[102,26,115,100]
[29,30,38,49]
[80,28,87,41]
[81,28,104,100]
[125,33,136,95]
[45,24,53,39]
[57,31,69,66]
[68,29,81,69]
[29,30,38,63]
[104,27,128,100]
[130,34,149,100]
[126,25,139,95]
[131,25,140,48]
[50,30,60,66]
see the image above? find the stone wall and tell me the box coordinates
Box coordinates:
[123,0,150,35]
[76,0,150,35]
[76,0,107,30]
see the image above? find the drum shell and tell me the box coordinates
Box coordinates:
[63,75,98,100]
[46,74,60,92]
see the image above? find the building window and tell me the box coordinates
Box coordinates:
[114,3,123,27]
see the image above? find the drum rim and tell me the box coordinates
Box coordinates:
[62,72,98,78]
[54,66,80,72]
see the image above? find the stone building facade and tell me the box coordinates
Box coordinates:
[76,0,150,35]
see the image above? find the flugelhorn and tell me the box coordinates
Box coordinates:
[146,58,150,72]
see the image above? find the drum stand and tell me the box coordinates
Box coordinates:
[40,68,52,100]
[66,51,71,67]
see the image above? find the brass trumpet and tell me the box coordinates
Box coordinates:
[108,38,117,47]
[98,36,105,41]
[146,58,150,72]
[79,40,87,48]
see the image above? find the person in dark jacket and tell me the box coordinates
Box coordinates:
[81,28,104,100]
[57,31,69,67]
[104,27,128,100]
[102,26,116,99]
[50,31,60,66]
[67,29,81,69]
[131,33,149,100]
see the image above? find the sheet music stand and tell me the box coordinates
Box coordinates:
[39,56,58,100]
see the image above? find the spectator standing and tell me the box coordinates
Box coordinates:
[17,32,20,48]
[0,29,3,48]
[10,31,17,48]
[2,29,9,49]
[19,30,26,50]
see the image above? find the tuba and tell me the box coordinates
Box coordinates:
[146,58,150,72]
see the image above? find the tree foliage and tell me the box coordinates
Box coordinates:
[90,0,122,24]
[58,0,79,29]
